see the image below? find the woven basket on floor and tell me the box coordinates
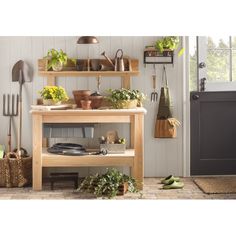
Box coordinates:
[0,152,32,187]
[0,158,8,187]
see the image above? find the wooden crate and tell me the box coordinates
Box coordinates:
[38,59,77,71]
[38,58,138,72]
[100,143,126,154]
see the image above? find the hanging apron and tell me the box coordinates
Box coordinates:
[154,66,180,138]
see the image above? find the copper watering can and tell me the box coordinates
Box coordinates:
[101,49,125,71]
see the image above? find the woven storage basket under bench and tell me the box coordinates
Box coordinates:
[0,153,32,187]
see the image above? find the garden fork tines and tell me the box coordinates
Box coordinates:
[3,94,19,116]
[3,94,19,152]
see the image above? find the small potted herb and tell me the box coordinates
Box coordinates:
[155,36,179,56]
[39,86,69,105]
[78,168,139,199]
[106,88,146,109]
[45,49,75,71]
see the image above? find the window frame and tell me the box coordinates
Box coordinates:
[207,36,233,82]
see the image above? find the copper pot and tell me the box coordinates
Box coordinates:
[89,95,103,109]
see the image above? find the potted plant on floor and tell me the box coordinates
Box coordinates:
[78,168,139,199]
[155,36,179,56]
[39,86,69,105]
[106,88,146,109]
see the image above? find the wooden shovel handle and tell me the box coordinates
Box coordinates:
[7,134,11,153]
[152,75,156,90]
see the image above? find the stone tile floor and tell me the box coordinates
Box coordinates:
[0,178,236,200]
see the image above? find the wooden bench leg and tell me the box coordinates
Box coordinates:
[32,114,43,191]
[133,114,144,190]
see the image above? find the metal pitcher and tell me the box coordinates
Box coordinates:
[114,49,124,71]
[101,49,125,71]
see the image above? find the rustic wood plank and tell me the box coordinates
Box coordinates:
[133,113,144,190]
[39,70,139,77]
[42,149,134,167]
[32,114,43,190]
[121,75,131,89]
[42,115,131,123]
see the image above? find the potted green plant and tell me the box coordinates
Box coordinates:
[78,168,139,199]
[106,88,146,109]
[45,49,68,71]
[155,36,179,56]
[133,89,147,107]
[39,86,69,105]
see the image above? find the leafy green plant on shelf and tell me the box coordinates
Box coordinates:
[155,36,179,54]
[106,88,146,109]
[78,168,139,199]
[45,49,76,71]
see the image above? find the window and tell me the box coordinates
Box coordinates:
[189,36,236,92]
[207,36,230,82]
[189,37,197,91]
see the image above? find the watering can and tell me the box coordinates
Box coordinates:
[101,49,125,71]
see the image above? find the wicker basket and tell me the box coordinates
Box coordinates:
[0,158,8,187]
[0,152,32,187]
[112,99,138,109]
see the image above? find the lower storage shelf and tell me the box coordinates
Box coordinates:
[42,148,134,167]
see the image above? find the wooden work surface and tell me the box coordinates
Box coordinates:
[30,107,147,115]
[31,108,146,191]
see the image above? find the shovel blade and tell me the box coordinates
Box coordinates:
[12,60,32,83]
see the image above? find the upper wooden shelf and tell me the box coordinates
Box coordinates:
[38,70,139,77]
[38,58,139,88]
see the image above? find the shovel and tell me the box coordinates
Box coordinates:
[12,60,32,157]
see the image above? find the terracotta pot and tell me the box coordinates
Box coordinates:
[81,100,92,110]
[89,95,103,109]
[73,90,91,108]
[43,99,61,106]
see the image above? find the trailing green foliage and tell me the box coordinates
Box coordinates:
[155,36,179,53]
[45,49,68,70]
[78,168,139,199]
[45,49,76,71]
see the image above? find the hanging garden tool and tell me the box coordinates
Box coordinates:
[2,94,19,152]
[151,64,158,102]
[12,60,33,156]
[154,65,180,138]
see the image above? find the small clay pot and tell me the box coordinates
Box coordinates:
[81,100,92,110]
[73,90,91,108]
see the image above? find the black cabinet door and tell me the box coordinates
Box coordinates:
[191,91,236,175]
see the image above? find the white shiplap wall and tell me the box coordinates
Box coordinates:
[0,36,184,177]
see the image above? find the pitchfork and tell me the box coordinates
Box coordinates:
[3,94,19,152]
[151,64,158,102]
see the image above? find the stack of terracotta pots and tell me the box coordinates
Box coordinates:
[72,90,103,109]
